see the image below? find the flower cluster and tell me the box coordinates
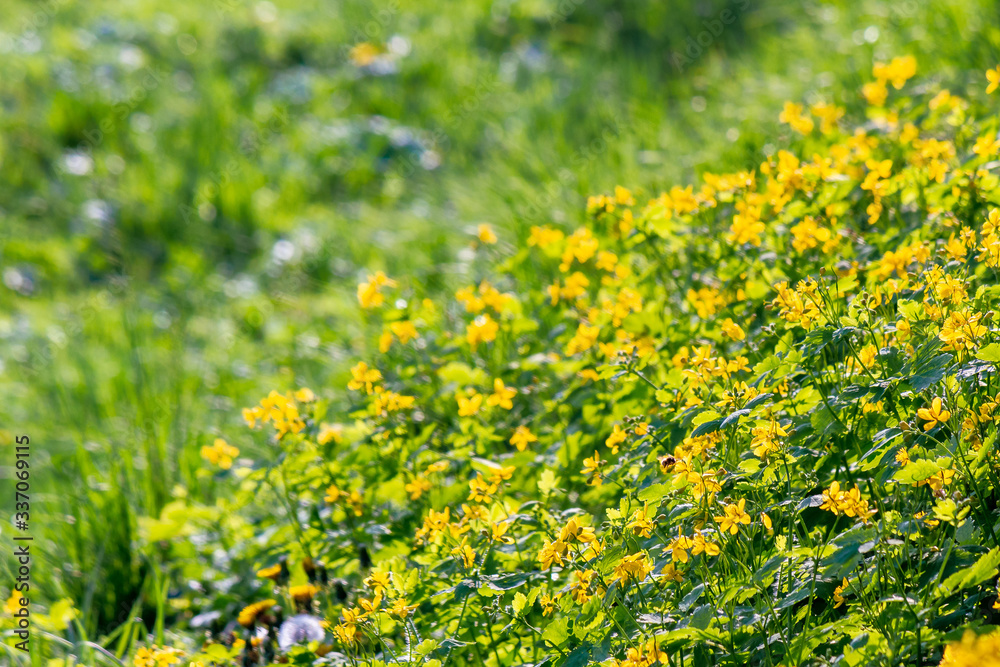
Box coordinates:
[149,58,1000,667]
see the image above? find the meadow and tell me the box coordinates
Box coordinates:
[3,0,1000,665]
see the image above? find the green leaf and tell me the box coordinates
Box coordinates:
[687,604,713,630]
[486,572,531,591]
[542,617,569,648]
[691,418,724,437]
[638,483,669,504]
[976,343,1000,362]
[512,591,527,616]
[939,548,1000,596]
[562,645,592,667]
[680,584,704,611]
[721,409,750,428]
[892,459,940,484]
[538,469,558,496]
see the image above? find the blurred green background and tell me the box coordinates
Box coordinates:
[0,0,998,650]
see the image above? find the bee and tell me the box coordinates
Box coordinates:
[658,454,677,473]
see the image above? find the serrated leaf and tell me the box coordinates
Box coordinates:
[976,343,1000,362]
[892,459,940,484]
[542,617,569,648]
[512,591,527,616]
[638,483,669,504]
[939,548,1000,596]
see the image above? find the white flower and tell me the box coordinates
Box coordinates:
[277,614,325,650]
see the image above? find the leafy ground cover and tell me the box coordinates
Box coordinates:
[100,56,1000,667]
[4,1,1000,666]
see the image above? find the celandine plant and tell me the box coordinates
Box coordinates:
[122,58,1000,667]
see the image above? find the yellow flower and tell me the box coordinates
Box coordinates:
[468,473,498,502]
[425,460,449,474]
[988,65,1000,94]
[528,225,564,248]
[318,423,343,446]
[382,320,419,351]
[862,80,888,107]
[404,476,431,500]
[466,314,499,348]
[452,537,476,568]
[714,498,751,535]
[457,392,483,417]
[568,569,597,604]
[917,397,951,431]
[349,42,379,67]
[565,322,600,355]
[347,361,382,394]
[605,424,627,453]
[626,503,656,538]
[371,389,415,415]
[690,530,720,557]
[256,564,282,580]
[486,378,516,410]
[896,318,911,340]
[721,318,745,341]
[4,589,26,615]
[133,646,182,667]
[661,562,684,582]
[357,271,396,308]
[477,223,498,244]
[559,517,596,543]
[974,133,1000,158]
[488,521,515,544]
[611,552,654,586]
[364,570,392,594]
[832,578,848,608]
[238,599,276,627]
[729,207,765,246]
[289,584,318,603]
[751,419,787,458]
[388,598,417,619]
[200,438,238,470]
[873,55,916,90]
[778,101,814,135]
[488,464,515,485]
[667,529,695,564]
[596,250,618,271]
[939,629,1000,665]
[820,482,876,522]
[537,539,568,570]
[581,450,604,486]
[348,490,364,516]
[333,621,358,646]
[510,425,538,452]
[324,483,344,503]
[917,468,955,493]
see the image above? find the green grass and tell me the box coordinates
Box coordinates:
[1,0,999,655]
